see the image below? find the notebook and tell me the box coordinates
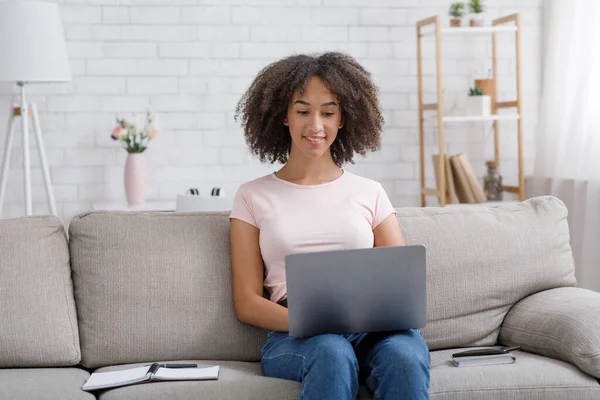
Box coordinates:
[82,363,220,391]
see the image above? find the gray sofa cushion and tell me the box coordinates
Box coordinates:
[0,368,93,400]
[90,350,600,400]
[69,211,266,368]
[499,286,600,379]
[0,216,81,367]
[429,348,600,399]
[396,196,577,350]
[94,361,300,400]
[94,360,375,400]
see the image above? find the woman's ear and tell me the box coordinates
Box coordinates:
[283,117,289,126]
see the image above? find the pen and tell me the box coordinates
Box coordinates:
[144,363,198,369]
[161,363,197,368]
[145,363,160,379]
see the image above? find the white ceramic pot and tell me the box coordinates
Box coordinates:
[466,95,491,116]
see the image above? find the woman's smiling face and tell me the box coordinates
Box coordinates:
[284,76,343,161]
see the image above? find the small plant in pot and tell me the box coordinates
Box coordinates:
[468,0,485,27]
[466,86,491,116]
[468,86,485,96]
[449,2,465,27]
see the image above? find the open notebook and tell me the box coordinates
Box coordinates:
[82,363,220,391]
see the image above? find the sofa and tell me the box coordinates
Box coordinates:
[1,195,599,399]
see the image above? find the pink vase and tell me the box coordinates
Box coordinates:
[124,153,146,207]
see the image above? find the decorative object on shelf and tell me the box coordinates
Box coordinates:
[475,72,495,113]
[416,13,524,207]
[210,187,225,197]
[111,107,160,206]
[468,0,485,27]
[0,1,71,217]
[449,153,487,203]
[483,160,503,201]
[448,2,465,27]
[186,187,226,197]
[466,86,491,116]
[432,154,459,204]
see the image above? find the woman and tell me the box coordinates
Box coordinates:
[229,52,430,400]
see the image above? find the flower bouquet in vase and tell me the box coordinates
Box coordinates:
[111,107,160,206]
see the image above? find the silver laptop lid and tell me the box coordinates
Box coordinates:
[285,245,427,338]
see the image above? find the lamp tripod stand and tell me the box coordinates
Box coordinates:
[0,82,57,217]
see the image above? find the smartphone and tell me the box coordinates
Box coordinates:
[452,346,521,358]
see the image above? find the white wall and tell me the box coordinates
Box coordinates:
[0,0,543,221]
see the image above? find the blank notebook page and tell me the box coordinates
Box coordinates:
[154,366,219,380]
[82,366,148,390]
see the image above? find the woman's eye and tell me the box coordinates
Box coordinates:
[297,110,308,115]
[323,112,335,117]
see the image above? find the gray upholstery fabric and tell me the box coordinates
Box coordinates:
[69,196,578,367]
[396,196,577,350]
[95,361,301,400]
[69,211,266,368]
[0,216,81,367]
[94,360,378,399]
[0,368,93,400]
[429,348,600,399]
[91,349,600,400]
[499,287,600,379]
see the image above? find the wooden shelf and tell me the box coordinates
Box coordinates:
[443,114,519,123]
[420,26,517,37]
[416,13,525,207]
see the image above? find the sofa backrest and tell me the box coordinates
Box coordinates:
[0,216,81,368]
[397,196,576,350]
[68,195,577,367]
[69,211,265,368]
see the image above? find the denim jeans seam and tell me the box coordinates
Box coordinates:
[367,362,383,400]
[262,352,307,362]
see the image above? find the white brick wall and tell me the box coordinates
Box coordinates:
[0,0,543,221]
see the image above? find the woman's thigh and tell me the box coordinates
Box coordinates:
[261,331,357,382]
[350,330,430,373]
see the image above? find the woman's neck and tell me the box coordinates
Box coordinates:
[276,151,342,185]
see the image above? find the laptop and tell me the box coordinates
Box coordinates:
[284,245,427,338]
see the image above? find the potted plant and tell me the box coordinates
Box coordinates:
[466,86,491,116]
[468,0,485,27]
[448,2,465,27]
[111,107,160,206]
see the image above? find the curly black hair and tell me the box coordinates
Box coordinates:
[234,52,384,166]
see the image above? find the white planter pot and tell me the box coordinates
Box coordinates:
[466,95,491,116]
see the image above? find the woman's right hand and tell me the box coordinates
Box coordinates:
[230,218,289,332]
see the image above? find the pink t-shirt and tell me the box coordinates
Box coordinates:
[229,170,396,304]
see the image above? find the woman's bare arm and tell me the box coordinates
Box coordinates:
[374,214,405,247]
[230,218,289,332]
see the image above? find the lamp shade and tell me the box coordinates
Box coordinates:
[0,1,71,82]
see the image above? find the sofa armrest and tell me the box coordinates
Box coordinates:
[499,287,600,378]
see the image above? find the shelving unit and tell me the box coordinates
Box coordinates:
[416,14,524,207]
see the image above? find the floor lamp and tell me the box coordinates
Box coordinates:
[0,1,71,217]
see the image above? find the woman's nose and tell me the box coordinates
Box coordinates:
[309,115,323,133]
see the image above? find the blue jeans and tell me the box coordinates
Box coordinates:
[261,329,430,400]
